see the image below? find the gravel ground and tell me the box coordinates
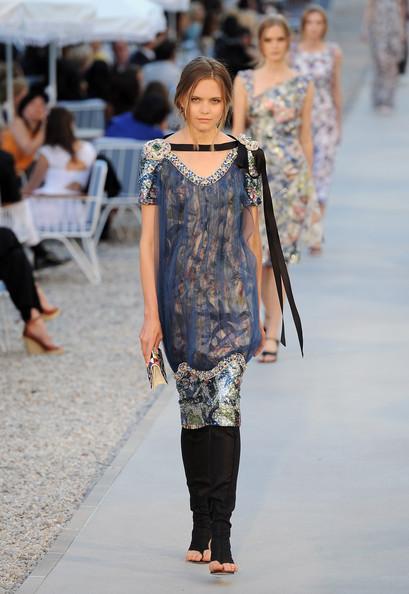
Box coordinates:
[0,241,157,593]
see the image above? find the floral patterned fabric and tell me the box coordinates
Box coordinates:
[139,138,262,429]
[291,43,339,205]
[368,0,404,108]
[238,70,318,262]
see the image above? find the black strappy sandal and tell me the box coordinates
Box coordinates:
[258,337,279,364]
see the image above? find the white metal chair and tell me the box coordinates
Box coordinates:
[0,280,10,353]
[93,137,145,244]
[57,99,106,135]
[29,160,108,284]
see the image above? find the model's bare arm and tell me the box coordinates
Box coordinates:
[232,75,248,137]
[11,118,45,155]
[22,155,48,195]
[299,81,314,171]
[139,205,162,364]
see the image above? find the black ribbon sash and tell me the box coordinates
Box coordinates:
[236,141,304,356]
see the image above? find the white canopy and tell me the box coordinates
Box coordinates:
[78,0,167,44]
[0,0,96,46]
[151,0,189,12]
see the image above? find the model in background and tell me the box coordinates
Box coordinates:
[364,0,406,113]
[233,15,315,363]
[291,5,342,246]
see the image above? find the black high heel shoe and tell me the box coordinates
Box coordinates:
[209,526,237,574]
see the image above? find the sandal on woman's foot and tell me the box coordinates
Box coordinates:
[186,527,211,563]
[258,337,279,364]
[309,245,322,256]
[209,531,237,575]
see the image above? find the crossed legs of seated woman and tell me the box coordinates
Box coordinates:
[0,227,63,354]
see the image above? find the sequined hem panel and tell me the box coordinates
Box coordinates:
[175,353,246,430]
[166,149,238,186]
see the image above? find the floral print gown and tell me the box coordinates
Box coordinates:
[368,0,404,108]
[291,43,339,205]
[237,70,318,262]
[138,136,263,430]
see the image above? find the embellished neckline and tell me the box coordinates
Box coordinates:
[166,148,238,186]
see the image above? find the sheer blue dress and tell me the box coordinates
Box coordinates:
[139,135,302,429]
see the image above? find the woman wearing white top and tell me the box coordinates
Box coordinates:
[23,107,96,228]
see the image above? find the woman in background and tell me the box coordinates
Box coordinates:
[23,107,96,197]
[291,5,342,247]
[0,227,63,355]
[233,15,315,363]
[364,0,406,113]
[23,107,96,229]
[1,90,48,177]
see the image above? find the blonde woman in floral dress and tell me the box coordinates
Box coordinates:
[291,5,342,246]
[233,15,316,363]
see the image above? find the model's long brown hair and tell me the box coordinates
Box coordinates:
[300,5,328,40]
[258,15,292,58]
[174,57,232,132]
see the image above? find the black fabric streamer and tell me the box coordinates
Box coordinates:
[236,141,304,356]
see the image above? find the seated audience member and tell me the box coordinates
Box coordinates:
[142,40,181,101]
[131,39,157,67]
[86,60,112,101]
[0,227,63,355]
[112,41,132,74]
[1,90,48,177]
[106,68,140,121]
[214,15,254,79]
[23,107,97,233]
[23,107,96,196]
[0,148,66,270]
[105,84,170,141]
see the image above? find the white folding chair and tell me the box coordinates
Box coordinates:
[29,160,108,284]
[57,99,106,137]
[93,137,145,244]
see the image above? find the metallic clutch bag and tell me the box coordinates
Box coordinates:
[147,347,168,390]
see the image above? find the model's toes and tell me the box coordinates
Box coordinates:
[223,562,237,573]
[202,548,211,563]
[209,560,223,573]
[186,550,203,562]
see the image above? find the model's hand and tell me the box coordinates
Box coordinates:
[255,323,266,357]
[139,315,163,364]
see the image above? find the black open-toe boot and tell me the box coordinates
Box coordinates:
[208,426,241,575]
[181,427,211,562]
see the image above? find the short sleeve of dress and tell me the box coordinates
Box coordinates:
[138,139,168,206]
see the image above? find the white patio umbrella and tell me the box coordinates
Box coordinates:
[79,0,167,43]
[151,0,189,11]
[0,0,96,118]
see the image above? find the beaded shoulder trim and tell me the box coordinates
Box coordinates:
[174,353,247,382]
[143,138,171,161]
[238,134,259,152]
